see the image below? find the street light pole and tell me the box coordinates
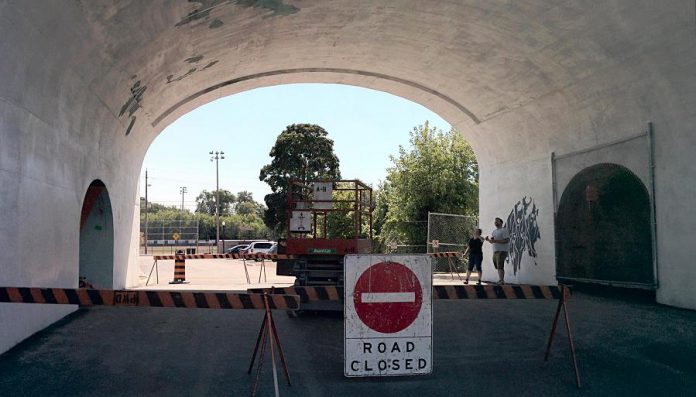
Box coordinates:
[145,169,152,255]
[179,186,187,250]
[210,150,225,249]
[222,221,226,252]
[180,186,187,211]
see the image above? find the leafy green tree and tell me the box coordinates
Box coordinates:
[236,191,254,203]
[194,189,236,215]
[234,191,266,217]
[380,122,478,246]
[236,201,257,216]
[259,124,341,234]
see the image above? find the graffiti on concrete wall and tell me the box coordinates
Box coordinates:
[119,78,147,136]
[505,197,540,275]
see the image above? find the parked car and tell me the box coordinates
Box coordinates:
[245,241,277,261]
[225,244,248,254]
[267,242,278,261]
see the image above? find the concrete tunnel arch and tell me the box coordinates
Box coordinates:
[2,1,696,354]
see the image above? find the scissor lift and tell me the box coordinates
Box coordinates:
[276,179,373,290]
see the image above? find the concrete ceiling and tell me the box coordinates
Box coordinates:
[9,0,689,158]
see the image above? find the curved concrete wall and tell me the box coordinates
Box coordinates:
[1,1,695,352]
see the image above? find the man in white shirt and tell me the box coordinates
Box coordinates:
[485,217,510,285]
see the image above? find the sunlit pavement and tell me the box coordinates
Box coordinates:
[1,260,696,395]
[134,256,296,291]
[133,256,476,291]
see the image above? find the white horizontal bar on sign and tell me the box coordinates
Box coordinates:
[361,292,415,303]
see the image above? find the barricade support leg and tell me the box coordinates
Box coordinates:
[543,285,581,389]
[248,293,291,397]
[146,260,159,286]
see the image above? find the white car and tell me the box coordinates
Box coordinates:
[245,241,277,260]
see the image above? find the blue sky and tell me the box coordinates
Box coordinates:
[141,83,451,210]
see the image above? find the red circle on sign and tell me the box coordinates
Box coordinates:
[353,262,423,333]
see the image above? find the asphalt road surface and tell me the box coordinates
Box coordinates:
[2,289,696,396]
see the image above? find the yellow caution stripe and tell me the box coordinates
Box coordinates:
[249,284,570,302]
[152,253,296,260]
[427,252,461,258]
[0,287,300,310]
[248,286,343,303]
[433,284,569,300]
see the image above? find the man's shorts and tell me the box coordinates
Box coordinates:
[493,251,508,269]
[467,252,483,272]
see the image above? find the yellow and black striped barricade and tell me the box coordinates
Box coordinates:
[252,283,580,388]
[249,284,565,302]
[432,284,565,300]
[152,253,296,261]
[0,287,300,310]
[427,251,460,258]
[248,286,343,304]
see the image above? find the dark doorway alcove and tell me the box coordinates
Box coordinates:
[556,164,653,287]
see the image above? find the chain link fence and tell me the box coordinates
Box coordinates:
[427,212,478,272]
[382,221,428,254]
[140,219,202,254]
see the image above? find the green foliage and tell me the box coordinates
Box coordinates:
[259,124,341,234]
[142,189,271,240]
[236,201,257,216]
[380,122,478,246]
[316,189,361,239]
[233,191,266,217]
[141,210,271,241]
[195,189,236,215]
[236,191,254,203]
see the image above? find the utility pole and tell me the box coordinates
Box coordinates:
[144,169,151,255]
[210,150,225,247]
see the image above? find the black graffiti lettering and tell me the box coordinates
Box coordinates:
[351,361,359,372]
[391,342,401,353]
[405,359,413,369]
[406,341,415,352]
[378,342,386,353]
[378,360,388,371]
[363,342,372,353]
[506,196,541,275]
[418,359,427,369]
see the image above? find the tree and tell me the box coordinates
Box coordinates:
[234,191,266,217]
[380,122,478,245]
[236,191,254,203]
[259,124,341,234]
[194,189,236,215]
[236,201,257,216]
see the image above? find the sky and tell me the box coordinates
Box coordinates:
[141,83,451,211]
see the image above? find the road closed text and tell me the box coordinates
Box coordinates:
[345,337,432,376]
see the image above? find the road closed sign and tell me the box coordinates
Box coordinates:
[344,255,432,377]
